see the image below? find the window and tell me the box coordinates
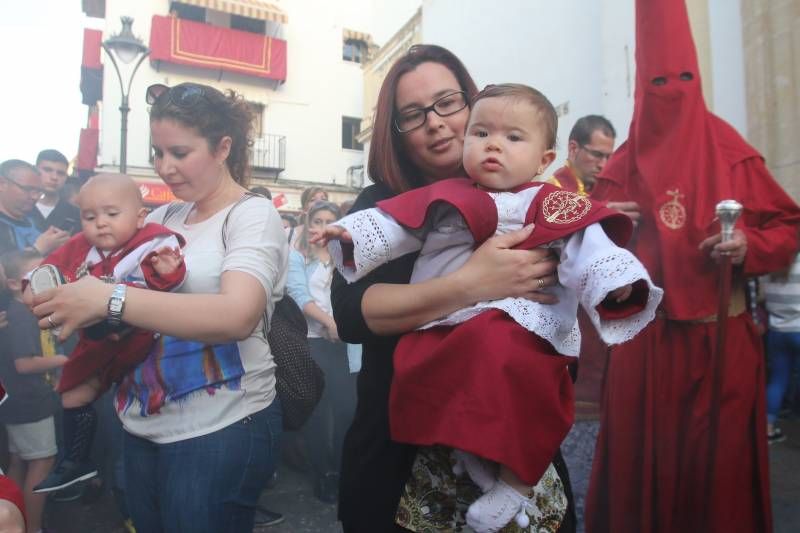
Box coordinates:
[343,39,368,63]
[248,102,265,138]
[231,14,266,34]
[169,2,206,22]
[342,117,363,151]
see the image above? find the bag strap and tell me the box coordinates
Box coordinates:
[220,192,271,338]
[162,201,185,225]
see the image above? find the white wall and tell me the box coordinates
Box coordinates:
[417,0,748,163]
[708,0,747,133]
[100,0,369,188]
[422,0,615,165]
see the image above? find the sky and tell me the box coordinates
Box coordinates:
[0,1,88,164]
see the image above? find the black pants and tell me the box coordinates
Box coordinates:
[301,338,357,479]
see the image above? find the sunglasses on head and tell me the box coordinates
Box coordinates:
[146,83,208,107]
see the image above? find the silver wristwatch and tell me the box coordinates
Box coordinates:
[107,284,127,327]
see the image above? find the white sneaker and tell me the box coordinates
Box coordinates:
[452,449,496,493]
[465,478,533,533]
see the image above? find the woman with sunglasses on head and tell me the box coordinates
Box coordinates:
[332,45,573,532]
[286,200,357,504]
[29,82,288,533]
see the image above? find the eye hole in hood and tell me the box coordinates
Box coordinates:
[651,76,668,86]
[679,71,694,81]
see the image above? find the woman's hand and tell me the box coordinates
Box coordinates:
[323,316,340,342]
[32,276,114,341]
[453,224,559,304]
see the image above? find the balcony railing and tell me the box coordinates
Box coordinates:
[252,134,286,171]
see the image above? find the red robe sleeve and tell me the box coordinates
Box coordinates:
[732,156,800,276]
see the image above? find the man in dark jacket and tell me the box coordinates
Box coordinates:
[30,149,80,235]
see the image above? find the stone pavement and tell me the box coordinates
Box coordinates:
[44,419,800,532]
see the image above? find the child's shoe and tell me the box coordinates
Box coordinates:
[465,478,533,533]
[452,449,496,493]
[33,458,97,493]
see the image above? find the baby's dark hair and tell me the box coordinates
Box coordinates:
[149,83,254,187]
[471,84,558,149]
[1,248,42,280]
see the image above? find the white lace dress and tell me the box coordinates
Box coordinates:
[329,185,662,356]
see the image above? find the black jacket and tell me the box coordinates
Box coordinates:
[31,199,81,235]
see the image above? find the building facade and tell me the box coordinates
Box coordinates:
[79,0,383,209]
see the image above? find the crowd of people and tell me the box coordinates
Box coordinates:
[1,1,800,532]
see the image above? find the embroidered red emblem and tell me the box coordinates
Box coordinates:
[658,188,687,230]
[542,190,592,224]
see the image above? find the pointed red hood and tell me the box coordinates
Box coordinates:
[596,0,762,319]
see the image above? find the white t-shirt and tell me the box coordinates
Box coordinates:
[36,201,56,219]
[116,196,288,443]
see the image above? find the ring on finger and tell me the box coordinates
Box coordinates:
[537,278,545,289]
[47,315,58,328]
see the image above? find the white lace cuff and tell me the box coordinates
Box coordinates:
[578,248,663,345]
[328,208,423,283]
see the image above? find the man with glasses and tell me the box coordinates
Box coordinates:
[0,159,69,256]
[31,149,81,236]
[547,115,615,196]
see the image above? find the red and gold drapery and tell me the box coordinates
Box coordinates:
[149,15,287,81]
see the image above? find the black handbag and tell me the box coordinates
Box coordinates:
[164,194,325,430]
[267,294,325,430]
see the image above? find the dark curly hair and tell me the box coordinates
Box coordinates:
[149,83,254,186]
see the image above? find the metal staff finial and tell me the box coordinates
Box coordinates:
[716,200,743,243]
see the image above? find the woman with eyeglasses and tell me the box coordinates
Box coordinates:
[30,83,288,533]
[286,200,357,504]
[331,45,573,532]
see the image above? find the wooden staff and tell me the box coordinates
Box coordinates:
[706,199,742,521]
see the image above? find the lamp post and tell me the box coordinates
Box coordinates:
[102,16,149,174]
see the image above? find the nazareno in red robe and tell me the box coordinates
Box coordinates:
[585,1,800,532]
[41,223,186,393]
[373,179,646,485]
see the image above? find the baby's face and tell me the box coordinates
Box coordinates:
[79,184,146,252]
[463,97,555,191]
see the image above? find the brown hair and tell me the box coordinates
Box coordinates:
[149,83,254,187]
[300,186,329,211]
[568,115,616,145]
[472,84,558,149]
[368,45,479,194]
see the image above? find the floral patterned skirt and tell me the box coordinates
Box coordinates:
[396,446,567,532]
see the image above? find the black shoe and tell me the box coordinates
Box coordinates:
[254,507,285,526]
[50,482,85,502]
[33,459,98,493]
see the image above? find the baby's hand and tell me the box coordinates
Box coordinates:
[151,246,184,275]
[609,284,633,303]
[310,225,352,247]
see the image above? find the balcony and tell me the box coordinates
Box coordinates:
[149,15,287,82]
[252,134,286,174]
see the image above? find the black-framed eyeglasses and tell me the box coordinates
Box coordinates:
[146,83,208,107]
[580,145,613,161]
[2,177,45,198]
[394,91,468,133]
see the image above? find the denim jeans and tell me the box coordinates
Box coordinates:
[766,329,800,423]
[123,398,282,533]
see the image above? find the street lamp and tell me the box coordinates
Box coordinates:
[102,16,149,174]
